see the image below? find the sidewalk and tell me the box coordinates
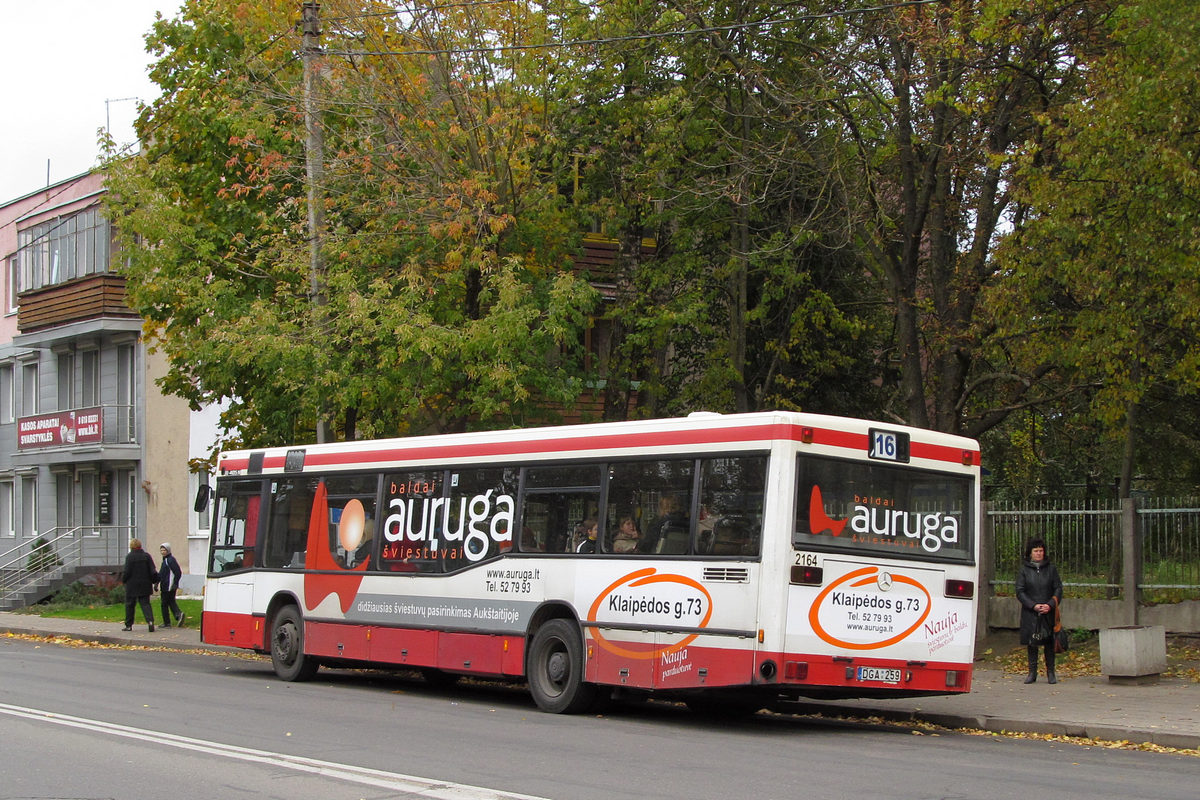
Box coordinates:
[1,610,1196,750]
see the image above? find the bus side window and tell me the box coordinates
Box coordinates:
[324,475,380,569]
[697,455,767,557]
[607,460,693,556]
[521,465,602,556]
[264,480,315,568]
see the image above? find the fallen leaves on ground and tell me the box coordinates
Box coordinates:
[2,630,265,660]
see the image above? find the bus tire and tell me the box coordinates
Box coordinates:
[271,605,319,682]
[527,619,595,714]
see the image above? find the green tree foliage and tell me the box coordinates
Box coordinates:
[565,0,886,420]
[105,0,598,450]
[993,0,1200,496]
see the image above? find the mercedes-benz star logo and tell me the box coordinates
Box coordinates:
[876,571,894,591]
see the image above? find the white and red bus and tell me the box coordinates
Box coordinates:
[200,411,980,714]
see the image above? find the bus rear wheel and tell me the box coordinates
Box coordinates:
[271,605,319,681]
[527,619,595,714]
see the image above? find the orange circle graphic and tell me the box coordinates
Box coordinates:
[587,568,714,660]
[807,566,932,650]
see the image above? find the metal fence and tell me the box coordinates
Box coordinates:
[1138,499,1200,600]
[988,498,1200,603]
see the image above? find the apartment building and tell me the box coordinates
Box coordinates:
[0,172,214,590]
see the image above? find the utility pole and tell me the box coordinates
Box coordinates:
[302,1,333,443]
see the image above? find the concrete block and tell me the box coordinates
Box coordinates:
[1100,625,1167,684]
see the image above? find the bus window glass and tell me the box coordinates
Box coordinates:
[696,455,767,557]
[442,467,520,567]
[209,480,263,573]
[794,456,974,562]
[520,464,602,554]
[606,459,693,555]
[325,475,380,569]
[524,464,602,489]
[263,479,317,568]
[380,471,445,573]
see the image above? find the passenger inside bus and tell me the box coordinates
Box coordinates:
[639,495,688,554]
[612,516,641,553]
[575,520,599,554]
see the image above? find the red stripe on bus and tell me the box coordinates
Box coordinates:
[219,422,978,472]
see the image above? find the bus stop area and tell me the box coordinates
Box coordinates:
[1,610,1195,752]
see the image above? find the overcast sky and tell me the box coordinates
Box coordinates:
[1,1,181,201]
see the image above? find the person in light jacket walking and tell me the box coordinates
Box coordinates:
[158,543,185,628]
[121,539,157,632]
[1016,537,1064,684]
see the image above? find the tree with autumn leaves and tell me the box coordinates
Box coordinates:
[989,0,1200,497]
[106,0,598,447]
[106,0,1200,496]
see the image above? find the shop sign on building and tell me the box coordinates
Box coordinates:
[17,409,103,449]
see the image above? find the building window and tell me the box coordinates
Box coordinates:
[0,482,13,537]
[0,365,13,424]
[80,472,97,536]
[21,476,37,537]
[118,344,135,440]
[122,470,138,539]
[56,474,75,531]
[21,363,38,416]
[193,470,212,533]
[81,350,99,407]
[5,256,17,314]
[58,352,76,410]
[17,207,111,292]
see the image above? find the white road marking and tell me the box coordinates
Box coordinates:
[0,701,548,800]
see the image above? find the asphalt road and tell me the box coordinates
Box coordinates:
[2,638,1198,800]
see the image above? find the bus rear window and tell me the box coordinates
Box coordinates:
[794,456,973,562]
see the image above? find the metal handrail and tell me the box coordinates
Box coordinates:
[0,526,136,607]
[0,528,81,603]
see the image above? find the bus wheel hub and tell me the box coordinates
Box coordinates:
[548,651,568,683]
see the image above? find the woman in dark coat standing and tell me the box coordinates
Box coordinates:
[1016,537,1063,684]
[121,538,157,632]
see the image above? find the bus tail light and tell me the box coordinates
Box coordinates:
[945,579,974,599]
[946,670,961,687]
[784,661,808,680]
[790,565,824,585]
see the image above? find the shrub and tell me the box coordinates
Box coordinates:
[26,538,62,572]
[47,579,123,607]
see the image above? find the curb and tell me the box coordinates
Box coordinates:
[776,701,1200,751]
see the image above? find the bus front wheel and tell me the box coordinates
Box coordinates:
[271,606,319,681]
[527,619,595,714]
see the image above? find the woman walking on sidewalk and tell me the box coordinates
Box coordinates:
[1016,537,1063,684]
[121,539,157,632]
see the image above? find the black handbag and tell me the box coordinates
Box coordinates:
[1031,613,1053,644]
[1054,628,1070,653]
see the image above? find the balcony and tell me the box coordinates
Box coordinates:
[17,272,138,333]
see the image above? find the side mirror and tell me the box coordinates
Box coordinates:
[193,484,212,513]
